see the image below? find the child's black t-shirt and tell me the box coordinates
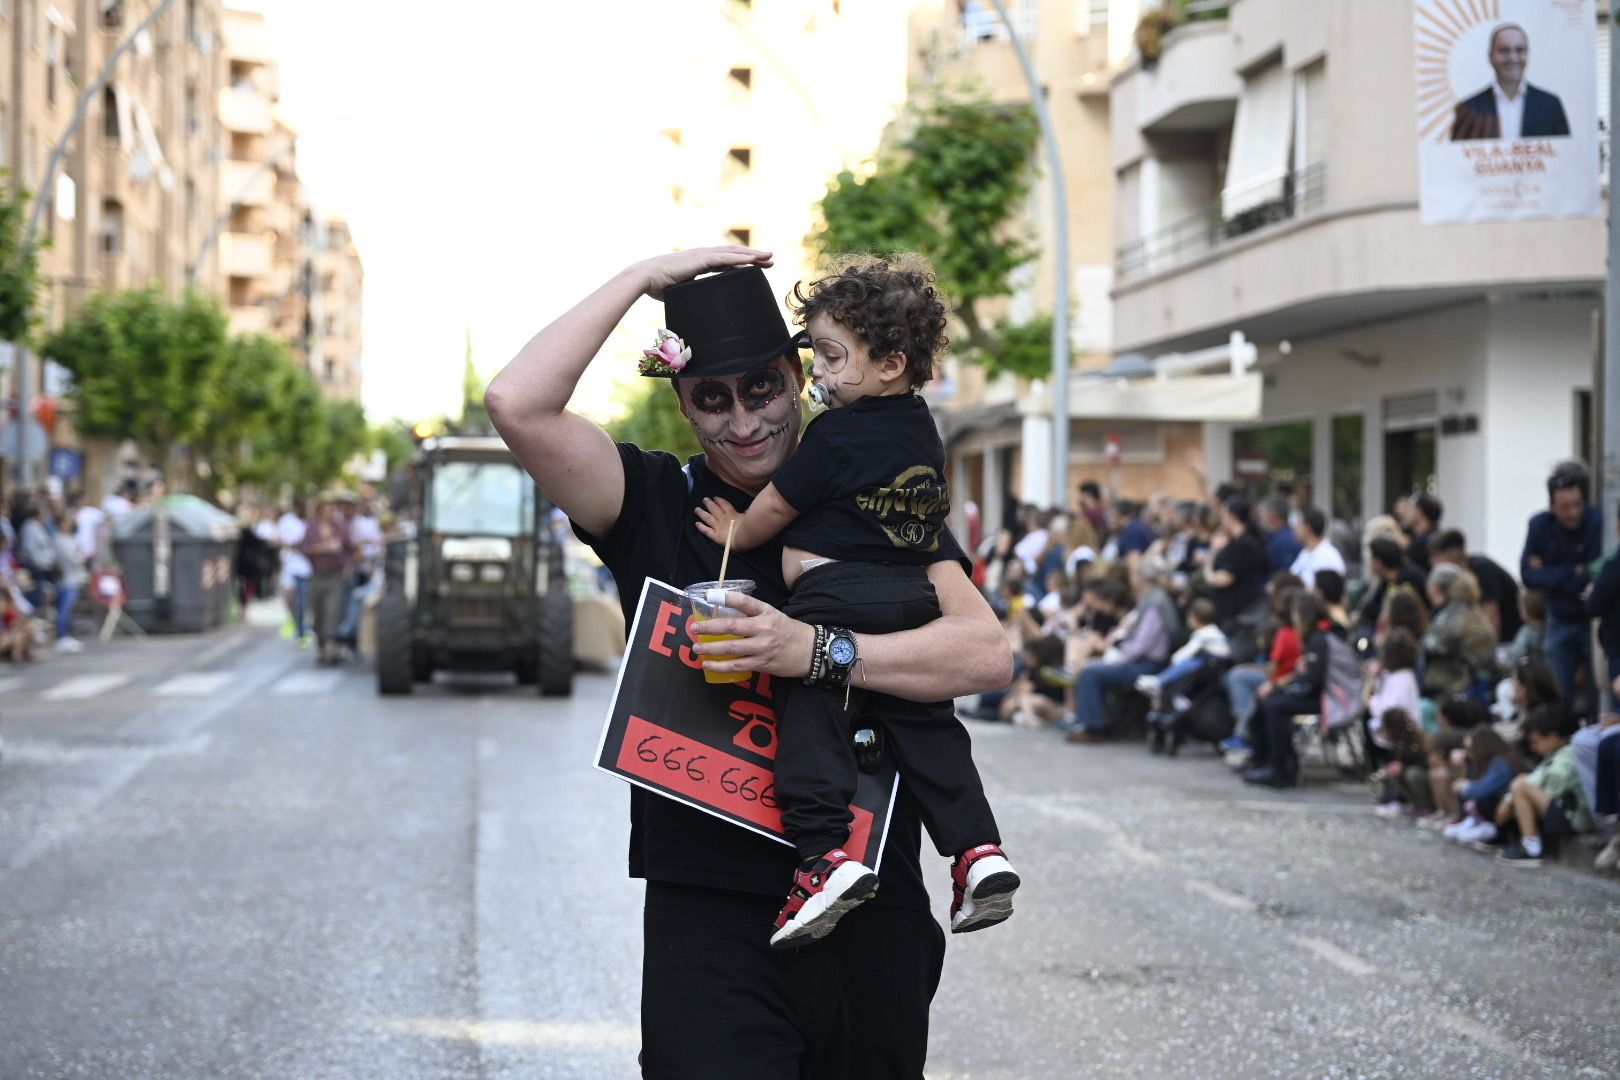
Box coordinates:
[773,394,950,564]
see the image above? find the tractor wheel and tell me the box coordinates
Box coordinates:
[537,588,574,697]
[376,593,415,696]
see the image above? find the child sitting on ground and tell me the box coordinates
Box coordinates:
[1373,707,1432,816]
[694,254,1019,947]
[1497,704,1595,865]
[999,634,1067,728]
[1443,725,1530,845]
[1135,597,1229,709]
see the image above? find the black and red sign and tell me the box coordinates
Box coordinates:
[594,578,898,867]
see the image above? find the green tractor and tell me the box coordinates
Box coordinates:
[376,436,573,696]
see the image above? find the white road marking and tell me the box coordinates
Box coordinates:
[1290,934,1376,978]
[272,670,343,696]
[153,672,235,698]
[194,633,250,667]
[42,674,131,701]
[1184,878,1258,913]
[371,1017,638,1049]
[0,676,26,698]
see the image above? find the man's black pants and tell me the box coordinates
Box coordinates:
[641,882,944,1079]
[776,561,1000,862]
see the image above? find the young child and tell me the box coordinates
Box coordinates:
[1497,704,1595,865]
[1442,725,1529,845]
[1135,596,1229,708]
[1371,707,1432,816]
[694,254,1019,947]
[999,633,1067,728]
[1366,628,1422,757]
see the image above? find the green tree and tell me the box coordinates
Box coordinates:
[460,329,494,434]
[44,289,230,472]
[811,91,1039,361]
[194,332,285,493]
[370,420,417,476]
[0,177,39,342]
[605,378,700,460]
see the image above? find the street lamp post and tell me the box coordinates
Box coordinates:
[988,0,1071,511]
[9,0,181,489]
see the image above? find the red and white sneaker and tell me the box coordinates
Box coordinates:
[769,849,880,949]
[950,844,1020,934]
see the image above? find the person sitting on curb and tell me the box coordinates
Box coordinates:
[1497,705,1595,866]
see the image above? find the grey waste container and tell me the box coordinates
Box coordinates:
[111,495,241,633]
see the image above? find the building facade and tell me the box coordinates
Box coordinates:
[654,0,913,300]
[907,0,1226,541]
[1108,0,1605,567]
[309,212,362,402]
[2,0,228,496]
[0,1,364,494]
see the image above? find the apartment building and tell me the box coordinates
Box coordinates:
[0,2,362,492]
[1,0,227,495]
[1107,0,1605,566]
[654,0,911,299]
[217,7,360,397]
[309,212,362,403]
[907,0,1241,544]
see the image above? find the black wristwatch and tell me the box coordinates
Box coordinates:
[822,626,858,690]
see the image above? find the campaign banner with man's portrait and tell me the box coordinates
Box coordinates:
[1415,0,1600,223]
[594,578,898,867]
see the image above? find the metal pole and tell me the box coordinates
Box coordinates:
[10,0,181,488]
[1606,11,1620,552]
[989,0,1072,510]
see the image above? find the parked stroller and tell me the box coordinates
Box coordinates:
[1146,657,1236,756]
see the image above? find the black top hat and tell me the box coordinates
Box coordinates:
[642,267,799,379]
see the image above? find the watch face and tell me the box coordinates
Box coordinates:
[829,636,856,666]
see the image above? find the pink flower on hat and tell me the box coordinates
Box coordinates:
[639,329,692,375]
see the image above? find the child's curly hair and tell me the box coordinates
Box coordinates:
[787,253,950,389]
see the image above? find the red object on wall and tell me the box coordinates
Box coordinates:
[30,395,57,433]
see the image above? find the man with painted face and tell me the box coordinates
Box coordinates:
[485,246,1013,1080]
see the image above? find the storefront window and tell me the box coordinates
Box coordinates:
[1232,421,1312,507]
[1331,414,1364,540]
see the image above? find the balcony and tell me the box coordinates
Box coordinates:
[1117,161,1326,282]
[218,86,271,135]
[221,159,273,208]
[219,230,274,279]
[1113,17,1239,138]
[228,305,272,336]
[1110,159,1604,353]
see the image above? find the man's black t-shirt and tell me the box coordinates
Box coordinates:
[773,394,950,564]
[1210,532,1266,626]
[1469,554,1522,644]
[574,441,942,909]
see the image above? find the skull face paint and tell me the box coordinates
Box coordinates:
[677,357,805,494]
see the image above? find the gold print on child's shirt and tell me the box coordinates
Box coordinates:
[853,465,950,553]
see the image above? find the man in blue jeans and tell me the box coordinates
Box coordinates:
[1521,461,1603,716]
[1066,564,1179,743]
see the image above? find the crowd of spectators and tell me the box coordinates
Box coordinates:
[1,479,388,670]
[969,463,1620,874]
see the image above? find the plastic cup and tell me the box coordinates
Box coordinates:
[685,579,756,684]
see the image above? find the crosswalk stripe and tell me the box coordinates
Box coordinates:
[42,674,132,701]
[152,672,235,698]
[273,670,342,696]
[0,677,26,698]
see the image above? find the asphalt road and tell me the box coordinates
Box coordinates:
[1,613,1616,1079]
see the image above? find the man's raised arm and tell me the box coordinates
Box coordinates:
[484,246,771,538]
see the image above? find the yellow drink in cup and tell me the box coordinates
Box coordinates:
[684,579,756,685]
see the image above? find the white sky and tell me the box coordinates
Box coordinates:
[255,1,713,424]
